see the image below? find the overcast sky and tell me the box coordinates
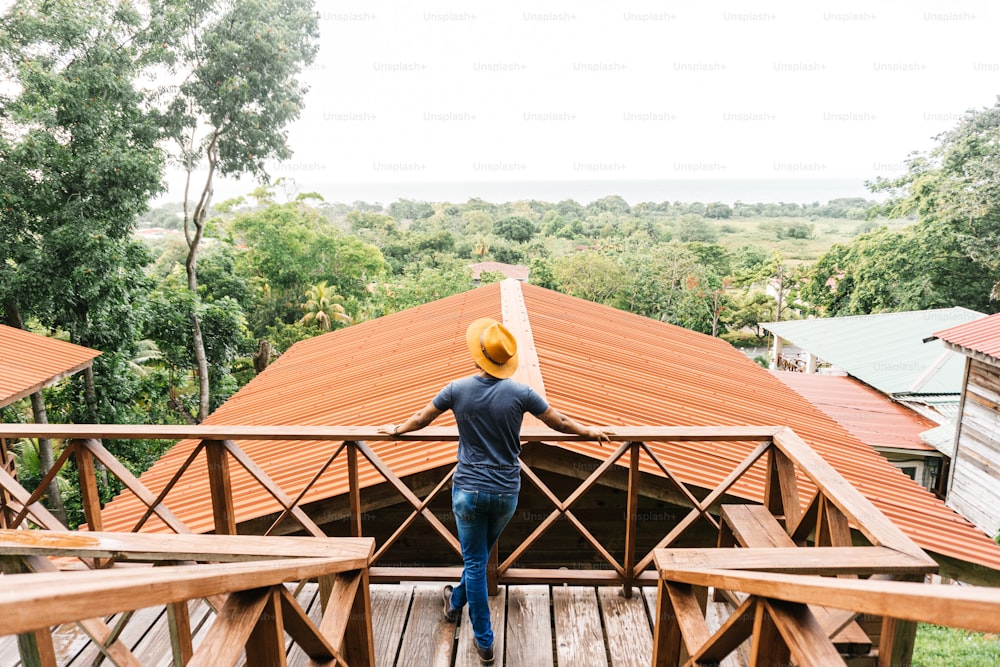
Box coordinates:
[150,2,1000,203]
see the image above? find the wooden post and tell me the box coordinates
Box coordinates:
[487,544,499,596]
[343,570,376,667]
[748,598,790,667]
[347,442,362,538]
[623,441,641,598]
[75,440,104,533]
[205,440,237,535]
[879,614,918,667]
[167,600,194,666]
[245,588,286,667]
[765,446,801,529]
[878,574,922,667]
[2,556,57,667]
[651,576,682,667]
[0,437,12,528]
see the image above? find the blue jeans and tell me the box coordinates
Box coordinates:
[448,486,518,650]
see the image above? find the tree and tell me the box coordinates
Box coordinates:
[228,196,388,334]
[587,195,631,216]
[529,258,557,289]
[494,216,536,243]
[299,282,352,332]
[675,215,717,243]
[0,0,168,521]
[705,202,733,219]
[800,224,994,315]
[462,210,494,236]
[388,199,434,221]
[158,0,319,421]
[870,97,1000,304]
[552,251,623,304]
[370,257,473,315]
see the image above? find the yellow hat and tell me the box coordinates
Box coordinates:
[466,318,519,379]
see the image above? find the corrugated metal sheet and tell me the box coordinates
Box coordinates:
[920,424,958,457]
[100,283,1000,572]
[762,308,985,395]
[0,325,100,408]
[769,371,937,452]
[934,311,1000,360]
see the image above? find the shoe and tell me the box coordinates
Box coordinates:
[477,643,495,665]
[442,585,458,623]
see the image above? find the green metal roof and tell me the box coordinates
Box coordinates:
[762,308,985,395]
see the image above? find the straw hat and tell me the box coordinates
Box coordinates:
[466,318,519,379]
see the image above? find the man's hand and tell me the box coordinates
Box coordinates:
[589,426,614,445]
[377,424,398,437]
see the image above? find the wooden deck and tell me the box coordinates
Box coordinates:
[0,582,747,666]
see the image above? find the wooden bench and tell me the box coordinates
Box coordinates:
[716,504,872,656]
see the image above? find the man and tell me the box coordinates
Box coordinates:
[380,317,613,665]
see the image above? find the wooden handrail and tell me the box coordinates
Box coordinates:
[0,529,374,563]
[0,424,780,442]
[0,556,363,636]
[661,565,1000,635]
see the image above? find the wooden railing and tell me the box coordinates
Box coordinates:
[652,548,1000,666]
[0,423,960,665]
[0,530,375,666]
[0,425,935,583]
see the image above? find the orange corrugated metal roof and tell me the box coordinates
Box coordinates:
[934,311,1000,360]
[100,282,1000,572]
[769,371,937,452]
[0,325,100,408]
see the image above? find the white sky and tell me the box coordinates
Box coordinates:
[11,0,1000,204]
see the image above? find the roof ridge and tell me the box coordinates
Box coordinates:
[500,279,546,427]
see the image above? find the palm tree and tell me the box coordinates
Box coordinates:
[474,236,491,259]
[298,281,352,332]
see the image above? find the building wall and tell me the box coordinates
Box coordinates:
[948,358,1000,538]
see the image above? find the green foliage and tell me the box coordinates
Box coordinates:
[870,97,1000,305]
[552,251,623,303]
[299,281,352,331]
[529,258,557,289]
[227,198,388,332]
[488,238,527,265]
[494,216,536,243]
[705,202,733,219]
[675,215,718,243]
[801,223,996,316]
[371,257,473,315]
[388,199,434,221]
[759,220,815,240]
[0,0,164,354]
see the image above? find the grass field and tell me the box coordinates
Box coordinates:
[708,215,913,264]
[913,623,1000,666]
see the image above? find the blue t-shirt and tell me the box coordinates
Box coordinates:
[433,375,549,493]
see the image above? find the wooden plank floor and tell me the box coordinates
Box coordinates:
[0,583,747,666]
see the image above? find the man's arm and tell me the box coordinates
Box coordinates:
[378,401,443,437]
[537,407,614,444]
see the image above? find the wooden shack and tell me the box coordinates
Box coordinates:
[933,312,1000,539]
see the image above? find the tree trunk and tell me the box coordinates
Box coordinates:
[83,365,99,423]
[28,392,67,526]
[183,133,219,423]
[82,365,109,487]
